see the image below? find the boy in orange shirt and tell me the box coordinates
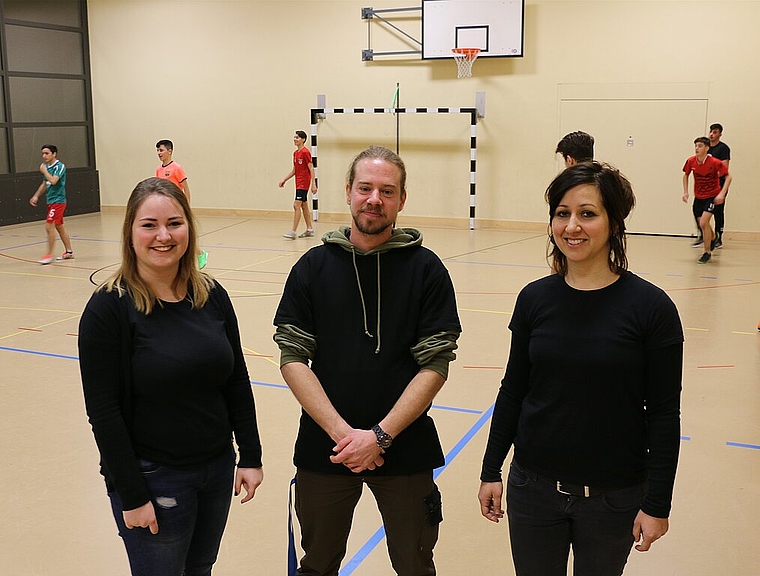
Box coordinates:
[155,139,207,268]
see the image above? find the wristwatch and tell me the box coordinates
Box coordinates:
[372,424,393,449]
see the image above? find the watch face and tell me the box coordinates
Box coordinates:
[373,425,393,448]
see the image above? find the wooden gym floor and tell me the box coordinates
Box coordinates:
[1,210,758,575]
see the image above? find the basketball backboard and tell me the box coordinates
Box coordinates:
[422,0,524,59]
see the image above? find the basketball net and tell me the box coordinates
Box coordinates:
[452,48,480,78]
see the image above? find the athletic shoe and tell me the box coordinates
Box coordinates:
[298,229,315,238]
[710,238,716,251]
[282,231,297,240]
[713,238,723,249]
[697,252,711,264]
[56,251,74,260]
[39,254,54,265]
[197,251,208,270]
[691,237,703,247]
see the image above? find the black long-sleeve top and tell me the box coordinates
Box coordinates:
[79,281,262,510]
[481,272,683,518]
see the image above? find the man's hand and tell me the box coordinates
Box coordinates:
[478,481,505,523]
[682,191,689,203]
[632,510,669,552]
[330,429,384,473]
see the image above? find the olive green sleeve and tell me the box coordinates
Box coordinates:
[409,329,461,379]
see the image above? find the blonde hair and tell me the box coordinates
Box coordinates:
[101,177,213,314]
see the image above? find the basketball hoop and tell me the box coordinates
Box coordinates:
[452,48,480,78]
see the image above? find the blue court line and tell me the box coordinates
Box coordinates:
[430,404,482,415]
[726,441,760,450]
[338,404,495,576]
[250,380,289,390]
[0,346,484,414]
[446,260,548,270]
[681,436,691,441]
[0,345,78,361]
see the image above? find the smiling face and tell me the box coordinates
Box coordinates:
[346,157,406,250]
[551,183,610,271]
[156,144,172,165]
[131,193,189,278]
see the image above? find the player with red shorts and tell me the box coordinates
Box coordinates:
[29,144,74,264]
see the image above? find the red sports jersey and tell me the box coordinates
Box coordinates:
[293,147,312,190]
[683,155,728,199]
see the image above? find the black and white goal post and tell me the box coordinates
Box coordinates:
[309,103,481,229]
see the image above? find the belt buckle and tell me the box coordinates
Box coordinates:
[556,481,591,498]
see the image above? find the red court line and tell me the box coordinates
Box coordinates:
[67,333,78,337]
[18,327,42,332]
[697,365,735,369]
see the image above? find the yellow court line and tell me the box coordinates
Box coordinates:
[0,305,81,314]
[227,289,280,297]
[731,331,758,336]
[0,270,88,281]
[214,252,299,278]
[459,307,512,316]
[242,345,280,368]
[0,313,81,341]
[684,327,709,332]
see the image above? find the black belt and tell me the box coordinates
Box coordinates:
[532,471,605,498]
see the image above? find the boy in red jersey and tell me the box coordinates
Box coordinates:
[682,137,731,264]
[279,130,317,239]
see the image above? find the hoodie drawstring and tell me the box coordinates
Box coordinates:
[351,248,382,354]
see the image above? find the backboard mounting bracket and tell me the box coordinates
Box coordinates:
[361,5,422,61]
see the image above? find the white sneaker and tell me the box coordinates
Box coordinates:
[282,231,296,240]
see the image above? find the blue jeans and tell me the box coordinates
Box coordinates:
[506,461,645,576]
[108,447,235,576]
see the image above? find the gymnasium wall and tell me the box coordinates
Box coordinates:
[87,1,759,235]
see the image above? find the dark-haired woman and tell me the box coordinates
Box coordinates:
[478,162,683,576]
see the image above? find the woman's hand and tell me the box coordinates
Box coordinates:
[633,510,669,551]
[235,467,264,503]
[123,501,158,534]
[478,481,505,523]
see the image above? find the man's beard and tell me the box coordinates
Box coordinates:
[352,209,392,236]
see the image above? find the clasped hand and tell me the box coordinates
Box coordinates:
[330,429,385,473]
